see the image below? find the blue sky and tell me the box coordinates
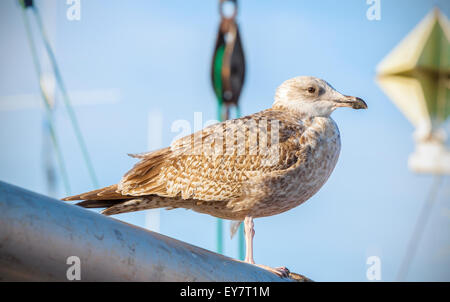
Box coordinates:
[0,0,449,281]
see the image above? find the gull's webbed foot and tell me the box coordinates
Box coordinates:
[254,264,290,278]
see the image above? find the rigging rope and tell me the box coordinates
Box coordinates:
[396,174,444,281]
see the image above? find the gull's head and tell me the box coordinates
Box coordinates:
[272,76,367,117]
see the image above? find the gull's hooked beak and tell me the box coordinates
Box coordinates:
[335,95,368,110]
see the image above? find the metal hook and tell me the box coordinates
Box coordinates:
[219,0,238,20]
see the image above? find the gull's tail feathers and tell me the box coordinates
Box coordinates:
[61,184,128,201]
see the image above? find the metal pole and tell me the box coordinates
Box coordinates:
[0,181,305,282]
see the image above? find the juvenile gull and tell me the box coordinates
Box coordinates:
[63,76,367,277]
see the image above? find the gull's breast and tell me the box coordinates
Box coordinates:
[253,116,341,218]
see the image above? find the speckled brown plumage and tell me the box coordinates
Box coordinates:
[63,109,340,219]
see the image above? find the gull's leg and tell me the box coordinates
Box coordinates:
[243,216,290,278]
[244,216,255,264]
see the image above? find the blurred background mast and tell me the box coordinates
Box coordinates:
[19,0,99,193]
[211,0,246,258]
[20,0,70,195]
[376,7,450,281]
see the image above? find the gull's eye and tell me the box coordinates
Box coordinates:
[307,87,316,94]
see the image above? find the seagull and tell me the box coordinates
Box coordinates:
[63,76,367,277]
